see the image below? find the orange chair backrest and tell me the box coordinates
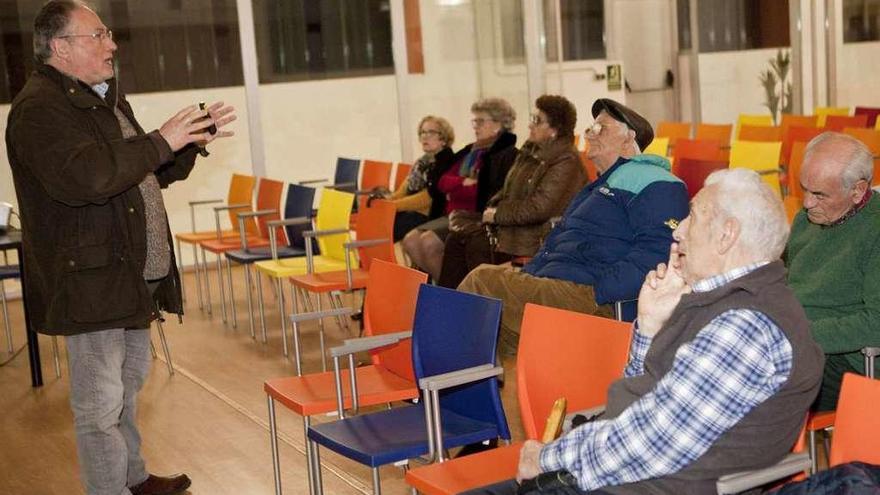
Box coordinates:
[825,114,869,132]
[517,304,632,440]
[780,114,818,133]
[354,199,397,270]
[695,123,733,146]
[829,373,880,466]
[787,141,808,198]
[359,159,394,210]
[580,149,598,182]
[672,138,724,168]
[228,174,258,235]
[656,121,691,147]
[395,163,413,190]
[675,158,729,199]
[739,125,784,142]
[364,260,428,381]
[782,126,825,167]
[254,178,286,242]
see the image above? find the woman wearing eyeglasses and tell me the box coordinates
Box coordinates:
[385,116,456,242]
[437,94,586,289]
[402,98,518,281]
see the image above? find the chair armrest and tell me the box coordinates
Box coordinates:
[299,179,329,185]
[327,181,357,190]
[237,209,278,218]
[344,238,390,249]
[715,453,810,495]
[288,306,356,324]
[213,202,251,212]
[418,364,501,391]
[331,331,412,357]
[756,168,784,176]
[863,347,879,379]
[267,217,312,228]
[303,228,350,238]
[862,347,880,357]
[189,198,224,206]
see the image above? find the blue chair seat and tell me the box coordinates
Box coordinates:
[0,265,20,280]
[224,246,306,264]
[308,404,499,467]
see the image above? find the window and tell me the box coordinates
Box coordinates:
[0,0,243,104]
[677,0,789,53]
[499,0,606,66]
[843,0,880,42]
[252,0,394,83]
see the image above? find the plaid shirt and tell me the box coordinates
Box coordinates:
[539,262,793,490]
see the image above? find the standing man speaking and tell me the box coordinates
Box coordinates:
[5,1,236,494]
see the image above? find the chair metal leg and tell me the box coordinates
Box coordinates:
[150,339,158,358]
[303,416,316,495]
[51,336,61,378]
[226,258,237,329]
[176,238,186,305]
[245,265,255,339]
[317,295,327,372]
[256,271,266,341]
[268,396,283,495]
[216,254,228,325]
[372,467,381,495]
[155,316,174,376]
[310,437,324,495]
[276,278,286,349]
[1,280,12,353]
[201,248,213,316]
[809,430,818,474]
[193,244,205,311]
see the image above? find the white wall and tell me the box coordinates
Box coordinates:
[698,47,783,125]
[835,41,880,108]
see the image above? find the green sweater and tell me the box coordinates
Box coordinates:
[785,195,880,374]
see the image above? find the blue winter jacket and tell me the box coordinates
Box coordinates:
[522,154,689,304]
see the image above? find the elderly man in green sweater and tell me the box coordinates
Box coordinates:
[785,131,880,411]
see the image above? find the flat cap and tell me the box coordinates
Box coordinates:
[591,98,654,151]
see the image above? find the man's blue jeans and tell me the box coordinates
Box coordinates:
[66,328,151,495]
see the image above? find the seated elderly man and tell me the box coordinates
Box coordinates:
[459,99,689,354]
[785,132,880,411]
[466,169,823,495]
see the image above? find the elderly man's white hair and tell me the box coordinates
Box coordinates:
[703,168,790,260]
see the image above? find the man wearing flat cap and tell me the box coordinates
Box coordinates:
[459,99,689,355]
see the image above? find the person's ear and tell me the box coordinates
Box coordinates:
[850,179,869,205]
[50,38,69,61]
[717,218,740,255]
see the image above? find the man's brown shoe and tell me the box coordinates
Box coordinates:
[129,473,191,495]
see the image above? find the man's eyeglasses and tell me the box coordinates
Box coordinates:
[529,114,547,126]
[58,29,113,42]
[419,129,442,137]
[584,121,605,137]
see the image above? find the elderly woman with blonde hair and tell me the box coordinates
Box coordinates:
[402,98,518,281]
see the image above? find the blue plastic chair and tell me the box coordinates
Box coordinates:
[305,284,510,495]
[300,157,360,195]
[224,184,316,345]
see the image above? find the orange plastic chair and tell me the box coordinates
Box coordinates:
[730,141,783,196]
[672,139,725,166]
[814,107,849,127]
[739,125,784,142]
[198,178,285,327]
[394,162,412,190]
[825,114,869,132]
[351,159,393,229]
[174,173,256,312]
[405,304,632,495]
[736,114,774,139]
[780,114,819,134]
[656,121,691,148]
[787,141,808,198]
[264,260,427,494]
[287,200,398,366]
[854,106,880,128]
[781,126,824,168]
[843,128,880,185]
[580,148,599,182]
[695,123,733,146]
[828,373,880,467]
[675,158,729,199]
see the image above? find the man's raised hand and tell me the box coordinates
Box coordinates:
[636,243,691,337]
[159,102,237,152]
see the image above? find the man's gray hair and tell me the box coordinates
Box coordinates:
[33,0,87,64]
[804,132,874,190]
[704,168,790,261]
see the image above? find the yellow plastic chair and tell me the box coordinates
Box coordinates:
[814,106,849,127]
[729,140,783,196]
[736,114,774,139]
[644,137,670,157]
[253,188,357,357]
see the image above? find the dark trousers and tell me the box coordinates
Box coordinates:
[460,474,612,495]
[438,229,512,288]
[393,211,429,242]
[813,354,859,412]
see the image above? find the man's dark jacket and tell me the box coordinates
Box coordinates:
[6,64,198,335]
